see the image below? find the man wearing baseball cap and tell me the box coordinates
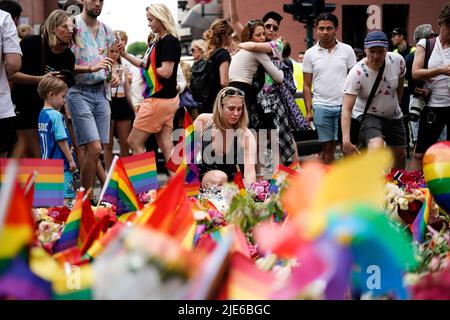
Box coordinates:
[341,30,407,169]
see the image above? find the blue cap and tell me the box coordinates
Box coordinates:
[364,30,389,49]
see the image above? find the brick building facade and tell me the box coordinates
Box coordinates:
[222,0,448,57]
[16,0,58,32]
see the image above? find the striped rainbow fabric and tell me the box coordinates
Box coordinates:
[52,189,96,253]
[226,252,275,299]
[122,151,158,194]
[140,42,163,98]
[103,159,143,215]
[411,188,432,243]
[166,110,200,196]
[0,180,34,274]
[0,159,64,207]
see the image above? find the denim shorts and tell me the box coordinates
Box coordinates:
[312,104,341,142]
[66,83,111,146]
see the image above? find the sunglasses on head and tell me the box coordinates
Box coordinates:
[264,23,279,32]
[248,19,263,27]
[222,87,245,100]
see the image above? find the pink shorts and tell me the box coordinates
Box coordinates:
[133,96,179,133]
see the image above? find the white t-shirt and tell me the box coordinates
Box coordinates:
[344,52,406,120]
[418,37,450,107]
[303,40,356,106]
[0,10,21,119]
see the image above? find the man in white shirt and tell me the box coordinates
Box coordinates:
[303,13,356,164]
[341,30,407,169]
[0,9,22,157]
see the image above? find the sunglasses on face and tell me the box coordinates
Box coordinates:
[190,47,196,53]
[264,23,279,32]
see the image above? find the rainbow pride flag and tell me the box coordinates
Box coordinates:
[103,158,143,215]
[233,166,246,195]
[268,165,297,194]
[0,177,35,274]
[0,159,64,207]
[0,250,52,300]
[140,42,163,98]
[226,252,275,299]
[411,188,432,243]
[84,223,125,261]
[52,189,96,253]
[167,110,200,195]
[122,152,158,194]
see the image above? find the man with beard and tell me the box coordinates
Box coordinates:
[303,13,356,164]
[66,0,119,197]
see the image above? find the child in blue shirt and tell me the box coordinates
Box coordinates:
[37,77,77,205]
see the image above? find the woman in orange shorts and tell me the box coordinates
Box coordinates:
[119,4,180,162]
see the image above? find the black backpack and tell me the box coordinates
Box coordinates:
[190,49,220,103]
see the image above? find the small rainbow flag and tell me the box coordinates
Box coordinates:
[233,166,246,195]
[102,158,143,216]
[411,188,432,243]
[140,42,163,98]
[52,189,96,253]
[122,152,158,194]
[137,169,194,240]
[268,165,298,195]
[0,250,52,300]
[84,223,125,261]
[226,252,275,299]
[0,177,35,274]
[0,159,64,207]
[167,110,200,196]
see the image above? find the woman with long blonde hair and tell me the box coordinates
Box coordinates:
[194,87,256,187]
[119,4,181,163]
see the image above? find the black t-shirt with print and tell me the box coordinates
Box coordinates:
[11,35,76,111]
[152,34,181,99]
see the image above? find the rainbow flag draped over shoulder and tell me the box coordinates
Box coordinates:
[411,188,432,243]
[0,159,64,207]
[52,189,96,253]
[140,41,163,98]
[166,110,200,196]
[122,152,158,194]
[103,158,143,215]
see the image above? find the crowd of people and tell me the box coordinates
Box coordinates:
[1,0,450,204]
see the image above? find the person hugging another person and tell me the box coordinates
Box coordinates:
[37,77,77,205]
[195,87,256,187]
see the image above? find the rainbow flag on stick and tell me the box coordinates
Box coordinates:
[99,156,143,216]
[0,159,64,207]
[233,166,246,195]
[122,151,158,194]
[140,42,163,98]
[268,165,297,195]
[52,188,96,253]
[167,110,200,196]
[411,188,432,243]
